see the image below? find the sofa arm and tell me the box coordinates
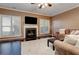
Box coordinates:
[54,40,79,55]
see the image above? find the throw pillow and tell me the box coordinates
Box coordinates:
[64,35,79,45]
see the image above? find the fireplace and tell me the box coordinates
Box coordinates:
[25,28,37,41]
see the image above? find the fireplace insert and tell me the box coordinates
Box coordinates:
[25,28,37,41]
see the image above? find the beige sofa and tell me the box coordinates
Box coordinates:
[54,35,79,55]
[54,40,79,55]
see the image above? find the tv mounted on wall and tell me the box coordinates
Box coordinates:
[25,16,37,24]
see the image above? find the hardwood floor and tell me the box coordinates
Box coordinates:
[0,41,21,55]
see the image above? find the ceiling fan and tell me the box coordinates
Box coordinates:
[31,3,53,9]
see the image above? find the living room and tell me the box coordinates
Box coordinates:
[0,3,79,55]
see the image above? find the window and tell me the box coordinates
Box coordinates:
[2,16,12,36]
[0,15,21,37]
[39,19,50,34]
[12,16,21,36]
[0,15,1,37]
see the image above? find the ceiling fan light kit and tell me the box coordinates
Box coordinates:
[38,3,53,9]
[31,3,53,9]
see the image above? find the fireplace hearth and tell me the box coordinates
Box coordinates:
[25,28,37,41]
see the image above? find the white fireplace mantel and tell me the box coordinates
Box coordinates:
[24,24,38,38]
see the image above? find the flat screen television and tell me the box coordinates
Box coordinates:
[25,16,37,24]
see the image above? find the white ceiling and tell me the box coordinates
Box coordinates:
[0,3,79,16]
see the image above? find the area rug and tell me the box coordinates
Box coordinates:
[21,38,55,55]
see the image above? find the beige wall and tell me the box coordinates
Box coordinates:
[52,7,79,32]
[0,8,51,38]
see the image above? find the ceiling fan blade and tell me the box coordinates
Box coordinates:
[39,5,42,9]
[31,3,35,4]
[48,3,52,7]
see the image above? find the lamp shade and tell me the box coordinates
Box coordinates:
[59,29,65,34]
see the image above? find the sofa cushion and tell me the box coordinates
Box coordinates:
[64,35,79,45]
[75,40,79,48]
[70,30,79,35]
[74,31,79,35]
[70,31,76,34]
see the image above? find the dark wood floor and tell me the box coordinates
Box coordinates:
[0,41,21,55]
